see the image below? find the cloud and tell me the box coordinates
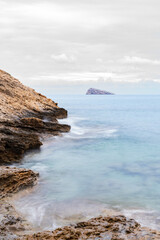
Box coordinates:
[122,56,160,65]
[96,58,103,63]
[0,0,160,94]
[28,71,141,83]
[25,73,160,95]
[51,54,76,63]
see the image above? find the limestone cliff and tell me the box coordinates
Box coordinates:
[0,70,70,239]
[0,70,70,164]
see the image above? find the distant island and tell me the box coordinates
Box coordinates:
[86,88,114,95]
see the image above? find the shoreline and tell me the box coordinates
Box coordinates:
[0,70,71,239]
[1,70,160,239]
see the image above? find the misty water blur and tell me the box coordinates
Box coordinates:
[13,95,160,231]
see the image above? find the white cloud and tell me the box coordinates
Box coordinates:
[0,2,118,32]
[51,53,76,63]
[1,0,160,94]
[152,79,160,83]
[122,56,160,65]
[96,58,103,63]
[29,71,141,83]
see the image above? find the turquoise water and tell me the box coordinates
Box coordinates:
[14,95,160,230]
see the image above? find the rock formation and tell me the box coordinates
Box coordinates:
[0,70,70,239]
[0,166,39,198]
[0,70,70,164]
[86,88,114,95]
[0,167,39,239]
[19,215,160,240]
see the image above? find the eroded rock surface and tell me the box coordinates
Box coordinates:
[19,215,160,240]
[0,70,70,164]
[0,70,70,239]
[0,200,31,240]
[0,166,39,198]
[0,70,63,121]
[0,167,39,240]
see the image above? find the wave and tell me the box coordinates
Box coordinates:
[122,208,160,230]
[13,195,160,232]
[59,116,118,140]
[13,199,118,231]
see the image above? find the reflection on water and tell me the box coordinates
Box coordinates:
[13,95,160,230]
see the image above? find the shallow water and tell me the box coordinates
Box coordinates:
[13,95,160,231]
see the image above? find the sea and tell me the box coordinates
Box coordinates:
[13,95,160,231]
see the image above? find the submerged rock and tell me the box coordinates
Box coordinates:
[86,88,114,95]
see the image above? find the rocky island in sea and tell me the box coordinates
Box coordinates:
[86,88,114,95]
[0,70,160,239]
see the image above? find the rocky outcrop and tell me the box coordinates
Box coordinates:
[86,88,114,95]
[0,70,70,164]
[0,199,32,240]
[0,117,70,164]
[19,215,160,240]
[0,167,39,240]
[0,70,70,239]
[0,70,64,121]
[0,129,42,164]
[0,166,39,198]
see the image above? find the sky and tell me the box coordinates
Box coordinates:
[0,0,160,94]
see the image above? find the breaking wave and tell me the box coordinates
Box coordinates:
[59,116,118,140]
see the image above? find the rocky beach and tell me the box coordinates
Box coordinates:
[0,70,160,240]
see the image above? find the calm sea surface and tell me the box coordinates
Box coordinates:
[14,95,160,230]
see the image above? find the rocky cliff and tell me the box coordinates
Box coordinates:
[0,70,71,239]
[86,88,114,95]
[0,70,70,164]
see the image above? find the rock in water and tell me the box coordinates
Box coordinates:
[86,88,114,95]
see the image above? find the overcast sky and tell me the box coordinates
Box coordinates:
[0,0,160,94]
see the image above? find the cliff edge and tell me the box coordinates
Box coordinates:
[0,69,66,120]
[0,70,70,239]
[0,70,70,164]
